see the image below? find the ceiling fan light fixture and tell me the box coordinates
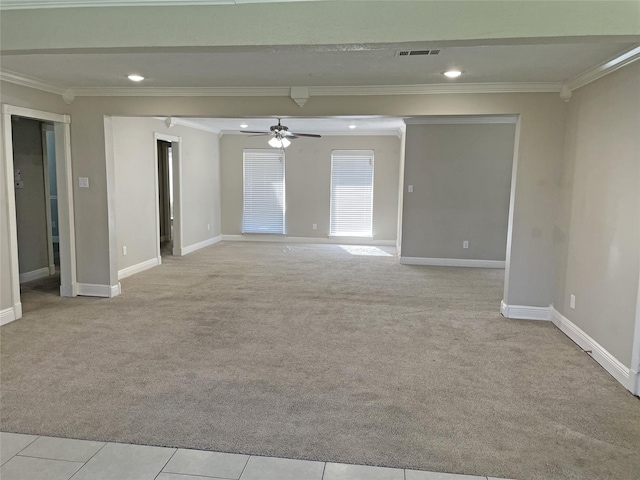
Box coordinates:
[281,137,291,148]
[444,69,462,78]
[268,137,282,148]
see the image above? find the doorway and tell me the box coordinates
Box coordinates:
[157,139,173,255]
[154,132,182,259]
[2,105,77,324]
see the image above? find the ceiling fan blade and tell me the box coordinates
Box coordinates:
[240,130,272,134]
[289,132,322,138]
[247,134,271,137]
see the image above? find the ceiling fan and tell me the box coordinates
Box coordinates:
[240,119,321,149]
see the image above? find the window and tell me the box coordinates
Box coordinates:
[243,149,285,234]
[330,150,374,237]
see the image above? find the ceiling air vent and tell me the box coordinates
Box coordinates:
[396,49,441,57]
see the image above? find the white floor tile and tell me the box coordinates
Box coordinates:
[0,432,39,466]
[0,455,83,480]
[19,436,105,463]
[70,442,176,480]
[323,462,404,480]
[240,456,324,480]
[164,448,249,479]
[405,470,487,480]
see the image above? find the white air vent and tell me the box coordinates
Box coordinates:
[396,49,441,57]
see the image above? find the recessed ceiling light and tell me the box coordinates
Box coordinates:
[443,70,462,78]
[127,74,145,82]
[240,124,248,128]
[348,125,357,129]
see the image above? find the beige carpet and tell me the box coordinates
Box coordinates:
[2,242,639,480]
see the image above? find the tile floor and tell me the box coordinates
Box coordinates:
[0,432,515,480]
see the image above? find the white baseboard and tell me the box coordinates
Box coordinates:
[19,267,52,284]
[400,257,505,268]
[221,234,395,246]
[552,308,638,395]
[118,257,161,280]
[49,264,56,275]
[500,300,551,321]
[0,306,18,326]
[77,283,121,298]
[181,235,222,255]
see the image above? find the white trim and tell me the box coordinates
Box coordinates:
[500,300,551,321]
[0,307,18,326]
[118,257,161,280]
[0,0,318,8]
[0,70,67,95]
[221,234,395,246]
[404,115,518,125]
[400,257,505,268]
[502,116,521,306]
[565,44,640,91]
[551,307,638,395]
[2,104,70,124]
[19,267,52,284]
[181,235,222,255]
[2,69,564,98]
[41,124,56,274]
[155,117,221,134]
[77,282,121,297]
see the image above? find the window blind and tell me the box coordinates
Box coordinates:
[330,150,374,237]
[243,149,285,234]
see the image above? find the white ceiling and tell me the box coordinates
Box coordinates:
[1,42,635,89]
[184,116,405,135]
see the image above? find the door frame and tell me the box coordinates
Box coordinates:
[41,123,57,277]
[2,105,78,323]
[154,132,182,259]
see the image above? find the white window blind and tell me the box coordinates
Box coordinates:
[330,150,374,237]
[243,149,285,234]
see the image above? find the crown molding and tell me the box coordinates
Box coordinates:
[72,86,291,97]
[309,83,562,96]
[0,69,66,95]
[154,117,221,133]
[565,44,640,91]
[404,114,518,125]
[0,0,323,10]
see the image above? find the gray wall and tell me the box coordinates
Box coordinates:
[112,117,221,273]
[11,117,49,276]
[402,122,515,261]
[220,134,401,240]
[554,61,640,368]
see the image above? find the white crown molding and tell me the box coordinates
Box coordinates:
[1,69,563,100]
[0,69,66,95]
[565,44,640,91]
[65,83,563,98]
[72,86,291,97]
[0,0,324,10]
[404,114,518,125]
[309,83,562,96]
[154,117,221,134]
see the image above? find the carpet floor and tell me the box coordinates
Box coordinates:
[2,242,639,480]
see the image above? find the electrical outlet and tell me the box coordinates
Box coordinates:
[15,181,24,189]
[207,224,211,231]
[408,185,413,193]
[122,246,127,256]
[312,224,317,230]
[570,294,575,309]
[463,240,469,249]
[78,177,89,188]
[52,221,56,228]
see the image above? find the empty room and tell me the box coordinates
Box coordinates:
[1,2,640,480]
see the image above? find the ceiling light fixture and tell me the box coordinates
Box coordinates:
[443,70,462,78]
[268,136,291,149]
[240,123,249,128]
[348,125,357,129]
[127,74,145,82]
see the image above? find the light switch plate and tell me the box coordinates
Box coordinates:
[79,177,89,188]
[408,185,413,193]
